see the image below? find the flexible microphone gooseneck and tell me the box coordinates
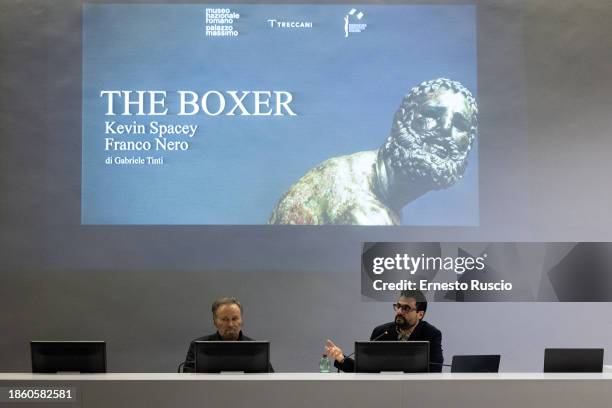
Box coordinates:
[342,330,389,361]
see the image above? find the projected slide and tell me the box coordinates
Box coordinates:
[82,4,477,225]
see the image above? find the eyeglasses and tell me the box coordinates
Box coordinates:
[393,303,417,313]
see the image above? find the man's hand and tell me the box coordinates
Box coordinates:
[325,339,345,363]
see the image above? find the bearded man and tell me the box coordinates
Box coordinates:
[325,290,443,372]
[269,78,478,225]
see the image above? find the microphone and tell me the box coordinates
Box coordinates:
[343,330,389,361]
[372,330,390,341]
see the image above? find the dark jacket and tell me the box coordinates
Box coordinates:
[334,320,444,373]
[182,331,274,373]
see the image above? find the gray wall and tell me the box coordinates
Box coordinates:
[2,0,612,372]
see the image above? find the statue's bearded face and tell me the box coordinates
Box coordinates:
[382,80,478,189]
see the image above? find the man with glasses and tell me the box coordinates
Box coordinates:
[325,290,443,372]
[182,296,273,372]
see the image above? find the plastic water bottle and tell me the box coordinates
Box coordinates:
[319,354,331,373]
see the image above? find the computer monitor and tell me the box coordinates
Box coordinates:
[451,355,501,373]
[544,348,604,373]
[30,341,106,373]
[194,341,270,373]
[354,341,429,373]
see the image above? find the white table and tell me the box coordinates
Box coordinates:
[1,373,611,408]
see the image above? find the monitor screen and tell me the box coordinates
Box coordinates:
[194,341,270,373]
[30,341,106,373]
[354,341,429,373]
[544,348,604,373]
[451,354,500,373]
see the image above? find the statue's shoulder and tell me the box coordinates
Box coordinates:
[269,150,391,225]
[307,150,377,181]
